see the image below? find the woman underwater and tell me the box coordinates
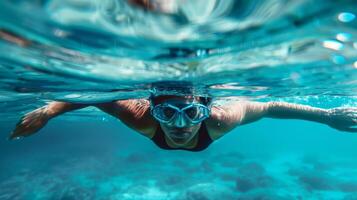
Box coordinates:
[9,84,357,152]
[5,0,357,151]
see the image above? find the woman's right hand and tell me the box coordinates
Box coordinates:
[9,106,50,140]
[326,107,357,132]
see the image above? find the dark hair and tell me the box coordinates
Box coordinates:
[199,96,212,106]
[150,81,212,106]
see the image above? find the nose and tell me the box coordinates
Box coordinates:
[174,113,187,128]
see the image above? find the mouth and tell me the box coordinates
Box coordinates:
[169,131,191,139]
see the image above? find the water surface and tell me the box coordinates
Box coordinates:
[0,0,357,199]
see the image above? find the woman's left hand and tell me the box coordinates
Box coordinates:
[327,107,357,132]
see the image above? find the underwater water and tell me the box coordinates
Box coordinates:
[0,0,357,199]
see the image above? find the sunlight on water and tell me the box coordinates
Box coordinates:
[338,12,356,23]
[0,0,356,115]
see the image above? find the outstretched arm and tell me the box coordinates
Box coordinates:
[206,101,357,137]
[9,99,157,140]
[266,102,357,132]
[9,102,89,140]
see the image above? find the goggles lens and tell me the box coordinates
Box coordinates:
[151,103,210,124]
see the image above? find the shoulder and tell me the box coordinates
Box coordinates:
[205,103,246,140]
[111,99,158,137]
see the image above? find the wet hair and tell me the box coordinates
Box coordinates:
[150,95,212,106]
[199,96,212,106]
[150,81,212,106]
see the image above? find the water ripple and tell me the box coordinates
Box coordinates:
[0,0,356,114]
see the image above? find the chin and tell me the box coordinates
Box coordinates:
[169,134,191,145]
[171,139,190,146]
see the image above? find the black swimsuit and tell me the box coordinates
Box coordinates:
[150,123,213,152]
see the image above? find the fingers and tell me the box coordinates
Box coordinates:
[336,126,357,133]
[8,126,37,140]
[8,132,25,140]
[8,110,47,140]
[8,122,32,140]
[8,128,28,140]
[341,127,357,133]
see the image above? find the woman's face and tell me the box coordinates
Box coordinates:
[155,96,203,146]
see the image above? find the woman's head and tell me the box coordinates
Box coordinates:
[150,95,211,146]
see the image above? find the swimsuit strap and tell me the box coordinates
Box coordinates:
[151,122,213,152]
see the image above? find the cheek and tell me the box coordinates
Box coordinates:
[191,125,201,132]
[160,123,170,131]
[159,122,167,127]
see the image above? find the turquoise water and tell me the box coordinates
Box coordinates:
[1,0,357,199]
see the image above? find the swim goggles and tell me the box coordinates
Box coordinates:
[150,102,211,124]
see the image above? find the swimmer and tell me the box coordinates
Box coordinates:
[8,90,357,151]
